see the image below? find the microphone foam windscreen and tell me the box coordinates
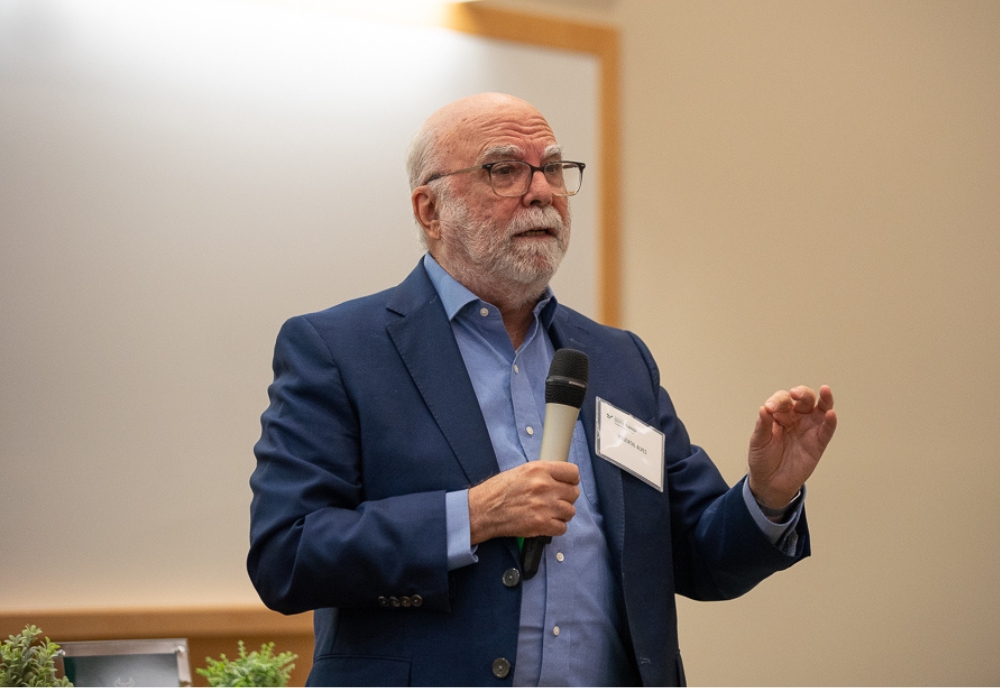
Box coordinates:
[545,348,590,408]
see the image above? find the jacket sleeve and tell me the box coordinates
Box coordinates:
[626,332,809,602]
[247,315,452,615]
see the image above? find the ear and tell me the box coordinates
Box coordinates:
[412,185,442,242]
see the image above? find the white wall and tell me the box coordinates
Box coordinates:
[0,0,599,609]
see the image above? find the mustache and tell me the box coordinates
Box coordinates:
[505,206,566,235]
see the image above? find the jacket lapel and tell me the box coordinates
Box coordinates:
[385,263,501,487]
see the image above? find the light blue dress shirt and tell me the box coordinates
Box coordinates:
[424,254,801,686]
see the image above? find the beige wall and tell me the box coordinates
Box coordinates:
[487,0,1000,684]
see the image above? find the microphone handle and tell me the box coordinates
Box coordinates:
[521,402,582,579]
[521,535,551,580]
[537,403,580,463]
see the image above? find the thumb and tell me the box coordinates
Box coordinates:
[749,406,774,453]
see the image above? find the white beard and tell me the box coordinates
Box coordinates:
[435,192,571,310]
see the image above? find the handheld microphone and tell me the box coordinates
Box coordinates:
[521,348,590,580]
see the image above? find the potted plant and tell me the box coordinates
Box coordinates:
[0,625,72,687]
[197,641,296,687]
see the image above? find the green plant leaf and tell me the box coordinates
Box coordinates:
[0,626,72,687]
[196,641,297,688]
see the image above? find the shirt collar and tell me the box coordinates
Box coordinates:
[422,253,558,327]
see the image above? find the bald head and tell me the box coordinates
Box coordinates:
[406,93,555,191]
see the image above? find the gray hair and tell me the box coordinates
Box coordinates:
[405,123,446,248]
[405,124,441,192]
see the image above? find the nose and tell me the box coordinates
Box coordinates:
[521,166,554,207]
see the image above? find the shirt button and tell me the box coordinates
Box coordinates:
[492,657,511,679]
[556,552,565,562]
[553,626,561,636]
[502,568,521,588]
[526,426,534,436]
[513,364,520,374]
[479,307,489,317]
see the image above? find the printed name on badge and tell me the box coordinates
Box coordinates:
[595,397,665,491]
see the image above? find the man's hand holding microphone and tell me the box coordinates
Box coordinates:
[468,349,589,579]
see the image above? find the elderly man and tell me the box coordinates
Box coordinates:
[248,92,837,687]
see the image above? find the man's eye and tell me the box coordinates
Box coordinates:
[491,163,517,177]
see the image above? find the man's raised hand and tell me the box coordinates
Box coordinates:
[747,385,837,510]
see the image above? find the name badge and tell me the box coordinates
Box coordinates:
[595,397,665,491]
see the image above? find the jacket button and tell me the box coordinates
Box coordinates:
[401,595,412,607]
[502,568,521,588]
[411,595,423,607]
[492,657,511,679]
[390,596,401,608]
[378,596,388,607]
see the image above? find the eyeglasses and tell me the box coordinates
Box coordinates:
[425,160,586,197]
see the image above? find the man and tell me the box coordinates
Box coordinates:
[248,92,837,686]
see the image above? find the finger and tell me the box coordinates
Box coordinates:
[546,515,572,537]
[749,405,774,450]
[537,498,578,537]
[817,409,838,449]
[764,390,792,414]
[520,463,579,503]
[552,483,581,506]
[518,460,577,484]
[789,385,817,413]
[547,461,581,485]
[553,502,577,523]
[816,385,835,413]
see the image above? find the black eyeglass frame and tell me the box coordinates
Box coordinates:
[424,160,586,197]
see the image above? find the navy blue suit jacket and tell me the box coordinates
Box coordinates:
[248,261,809,686]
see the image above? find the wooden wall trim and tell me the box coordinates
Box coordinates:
[0,606,311,640]
[443,3,622,327]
